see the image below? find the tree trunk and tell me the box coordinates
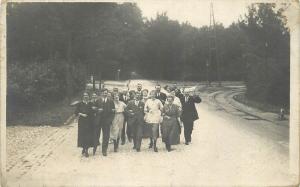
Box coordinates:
[66,34,73,102]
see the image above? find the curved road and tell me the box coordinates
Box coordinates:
[7,80,295,186]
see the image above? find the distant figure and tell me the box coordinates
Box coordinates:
[279,108,285,120]
[97,89,115,156]
[75,92,93,157]
[180,89,202,145]
[144,90,163,152]
[125,92,145,152]
[110,93,126,152]
[161,95,182,151]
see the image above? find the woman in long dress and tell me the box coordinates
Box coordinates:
[161,95,182,151]
[110,93,126,152]
[144,90,163,152]
[75,92,93,157]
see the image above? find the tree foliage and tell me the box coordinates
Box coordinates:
[7,2,289,111]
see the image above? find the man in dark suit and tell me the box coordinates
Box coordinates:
[120,90,131,145]
[97,89,115,156]
[180,88,201,145]
[125,92,145,152]
[155,84,167,105]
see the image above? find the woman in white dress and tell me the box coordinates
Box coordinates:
[110,93,126,152]
[144,90,163,152]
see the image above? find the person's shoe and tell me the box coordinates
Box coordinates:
[82,149,85,155]
[93,147,97,155]
[84,152,89,157]
[136,148,141,152]
[154,147,158,152]
[185,142,189,145]
[121,141,125,145]
[102,152,107,156]
[114,148,118,152]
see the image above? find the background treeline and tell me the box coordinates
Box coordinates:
[7,3,289,119]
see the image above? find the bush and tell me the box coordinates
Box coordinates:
[7,60,86,109]
[245,53,289,108]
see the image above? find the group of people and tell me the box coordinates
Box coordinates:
[75,83,201,157]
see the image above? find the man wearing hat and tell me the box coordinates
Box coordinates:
[179,88,201,145]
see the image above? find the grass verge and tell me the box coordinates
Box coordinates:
[233,93,289,114]
[7,97,80,126]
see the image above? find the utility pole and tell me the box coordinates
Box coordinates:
[209,2,221,86]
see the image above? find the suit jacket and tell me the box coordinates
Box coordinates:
[180,95,201,122]
[89,101,102,126]
[155,91,167,105]
[96,97,115,124]
[119,93,130,104]
[125,100,145,123]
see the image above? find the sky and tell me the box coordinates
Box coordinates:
[136,0,251,28]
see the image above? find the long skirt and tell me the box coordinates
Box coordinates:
[110,113,124,140]
[146,123,159,139]
[161,117,180,145]
[77,117,93,148]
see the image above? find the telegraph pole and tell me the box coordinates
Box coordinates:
[209,2,221,86]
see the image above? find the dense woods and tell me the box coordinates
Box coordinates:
[7,3,290,115]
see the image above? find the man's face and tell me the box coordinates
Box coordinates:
[183,90,190,97]
[83,93,89,101]
[155,85,161,92]
[92,93,97,100]
[137,84,142,91]
[102,90,108,97]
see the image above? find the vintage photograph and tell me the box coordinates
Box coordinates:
[1,0,300,186]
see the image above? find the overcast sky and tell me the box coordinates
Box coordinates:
[136,0,251,28]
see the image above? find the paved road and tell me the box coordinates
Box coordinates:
[7,80,296,186]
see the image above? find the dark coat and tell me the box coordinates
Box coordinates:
[180,95,202,122]
[125,100,145,121]
[97,97,115,125]
[89,100,101,146]
[155,91,167,105]
[75,101,94,148]
[125,100,145,138]
[119,93,130,104]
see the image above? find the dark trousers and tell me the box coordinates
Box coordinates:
[131,120,143,149]
[183,120,194,143]
[121,117,132,143]
[99,121,111,153]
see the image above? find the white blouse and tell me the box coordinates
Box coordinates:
[144,98,163,124]
[114,101,126,113]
